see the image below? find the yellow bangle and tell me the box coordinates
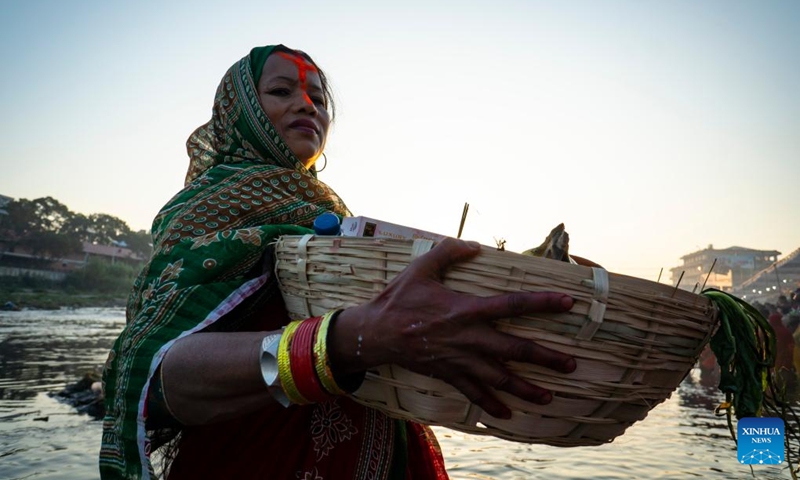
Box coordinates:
[314,310,347,395]
[277,320,308,405]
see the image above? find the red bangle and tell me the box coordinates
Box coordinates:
[290,317,331,403]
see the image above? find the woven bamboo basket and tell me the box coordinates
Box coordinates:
[274,235,718,447]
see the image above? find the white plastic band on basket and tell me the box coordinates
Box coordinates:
[297,233,314,317]
[296,234,314,289]
[411,239,435,259]
[576,267,609,340]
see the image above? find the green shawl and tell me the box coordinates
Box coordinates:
[100,45,350,479]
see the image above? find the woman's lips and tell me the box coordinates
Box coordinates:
[288,120,318,136]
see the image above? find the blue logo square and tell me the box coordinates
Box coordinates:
[738,417,784,464]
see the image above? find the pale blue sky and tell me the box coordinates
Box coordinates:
[1,0,798,282]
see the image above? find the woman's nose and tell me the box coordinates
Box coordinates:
[293,91,318,115]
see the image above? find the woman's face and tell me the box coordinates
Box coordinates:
[257,53,330,168]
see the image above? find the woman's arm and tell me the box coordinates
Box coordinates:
[160,331,277,425]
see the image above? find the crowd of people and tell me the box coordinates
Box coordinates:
[762,290,800,378]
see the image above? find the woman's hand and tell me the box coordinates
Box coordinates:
[329,238,577,419]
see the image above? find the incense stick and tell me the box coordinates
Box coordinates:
[457,202,469,239]
[672,271,685,297]
[700,258,717,292]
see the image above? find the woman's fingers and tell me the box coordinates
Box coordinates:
[463,357,553,406]
[450,291,577,372]
[408,238,481,279]
[444,375,512,419]
[435,358,553,419]
[353,237,579,411]
[470,328,577,374]
[457,291,574,323]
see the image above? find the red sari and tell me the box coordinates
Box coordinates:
[168,400,448,479]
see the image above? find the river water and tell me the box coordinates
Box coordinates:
[0,308,792,479]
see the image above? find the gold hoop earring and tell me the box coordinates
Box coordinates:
[317,153,328,172]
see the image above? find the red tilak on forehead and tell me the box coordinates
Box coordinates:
[277,51,319,105]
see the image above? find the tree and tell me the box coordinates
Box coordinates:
[27,231,82,258]
[31,197,73,233]
[86,213,132,245]
[120,229,153,259]
[0,196,139,258]
[1,198,38,240]
[0,197,81,258]
[1,197,75,240]
[62,213,93,243]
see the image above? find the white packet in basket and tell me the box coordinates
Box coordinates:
[340,216,447,244]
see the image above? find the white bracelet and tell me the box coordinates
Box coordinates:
[260,332,289,407]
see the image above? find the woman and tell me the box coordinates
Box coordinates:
[100,45,577,480]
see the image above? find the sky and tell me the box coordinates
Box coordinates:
[1,0,798,283]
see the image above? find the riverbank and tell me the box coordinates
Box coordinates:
[0,288,127,310]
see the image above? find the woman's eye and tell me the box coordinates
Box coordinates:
[268,88,291,96]
[311,96,326,106]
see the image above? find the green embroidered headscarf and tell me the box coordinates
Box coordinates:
[100,45,349,479]
[184,45,315,185]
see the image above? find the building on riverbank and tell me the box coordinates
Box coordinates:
[732,247,800,304]
[670,245,781,293]
[670,244,799,303]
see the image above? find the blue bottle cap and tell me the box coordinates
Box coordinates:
[313,212,341,236]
